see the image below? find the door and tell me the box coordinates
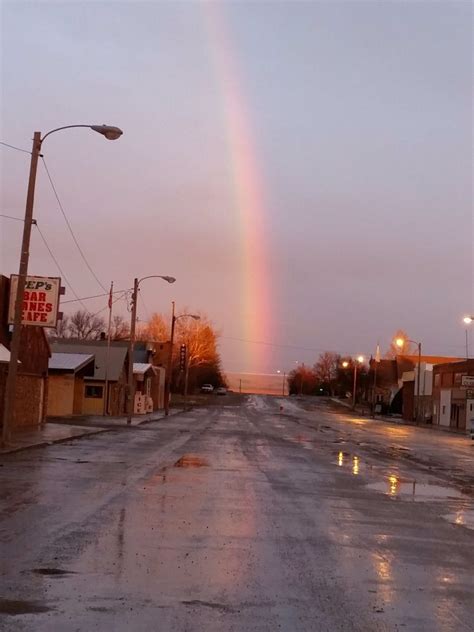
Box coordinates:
[439,389,451,427]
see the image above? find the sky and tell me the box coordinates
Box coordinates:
[1,0,472,375]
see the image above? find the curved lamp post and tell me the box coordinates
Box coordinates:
[342,356,364,409]
[396,337,422,422]
[2,124,123,444]
[164,306,200,414]
[276,370,287,396]
[127,275,176,424]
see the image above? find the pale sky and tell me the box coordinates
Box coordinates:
[1,1,472,374]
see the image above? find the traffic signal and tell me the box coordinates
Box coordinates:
[179,344,187,371]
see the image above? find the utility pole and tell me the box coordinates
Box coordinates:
[352,362,358,409]
[2,132,41,445]
[126,278,138,425]
[164,301,176,415]
[416,342,421,423]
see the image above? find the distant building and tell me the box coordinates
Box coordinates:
[368,354,462,419]
[432,360,474,433]
[399,355,463,422]
[50,340,129,416]
[47,353,95,417]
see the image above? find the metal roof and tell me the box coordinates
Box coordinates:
[0,344,11,363]
[133,363,153,375]
[49,353,94,372]
[50,342,128,381]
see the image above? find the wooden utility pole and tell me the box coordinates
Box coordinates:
[126,278,139,424]
[2,132,41,445]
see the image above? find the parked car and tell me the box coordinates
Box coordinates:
[201,384,214,393]
[215,387,227,396]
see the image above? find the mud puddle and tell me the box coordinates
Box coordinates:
[174,454,209,468]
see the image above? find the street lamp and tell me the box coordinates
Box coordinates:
[276,370,287,396]
[351,356,364,409]
[127,275,176,424]
[396,337,422,422]
[164,304,200,415]
[463,316,473,359]
[2,123,123,444]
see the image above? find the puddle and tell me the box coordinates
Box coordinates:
[0,598,52,615]
[334,451,363,475]
[174,454,209,468]
[367,476,466,500]
[31,567,74,576]
[444,509,474,531]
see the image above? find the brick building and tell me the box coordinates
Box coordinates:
[432,359,474,433]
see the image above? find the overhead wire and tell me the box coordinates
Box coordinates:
[0,214,24,222]
[41,155,107,292]
[0,140,31,155]
[61,289,130,305]
[34,222,88,310]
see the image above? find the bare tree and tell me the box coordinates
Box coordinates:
[49,314,70,339]
[176,313,219,369]
[136,313,168,342]
[67,310,106,340]
[314,352,340,389]
[111,314,130,341]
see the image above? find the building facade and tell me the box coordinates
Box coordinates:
[0,275,51,431]
[432,360,474,433]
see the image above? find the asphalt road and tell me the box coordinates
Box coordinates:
[0,396,473,631]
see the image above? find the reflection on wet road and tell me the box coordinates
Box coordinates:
[0,396,473,631]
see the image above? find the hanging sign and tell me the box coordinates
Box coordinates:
[8,275,61,328]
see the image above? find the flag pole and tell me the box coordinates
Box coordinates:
[103,281,113,416]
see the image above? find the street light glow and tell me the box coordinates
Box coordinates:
[342,361,349,368]
[463,316,473,325]
[395,338,405,348]
[357,355,364,363]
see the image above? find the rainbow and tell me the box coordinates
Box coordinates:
[204,3,274,371]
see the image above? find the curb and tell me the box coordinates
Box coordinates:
[0,427,112,456]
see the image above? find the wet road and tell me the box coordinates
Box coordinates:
[1,396,473,631]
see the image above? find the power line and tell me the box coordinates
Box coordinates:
[91,292,128,318]
[61,288,130,304]
[34,223,88,310]
[0,214,23,222]
[41,156,107,292]
[0,141,31,155]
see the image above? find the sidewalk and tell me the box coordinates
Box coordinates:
[1,410,170,456]
[329,397,472,437]
[0,423,107,455]
[48,409,168,429]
